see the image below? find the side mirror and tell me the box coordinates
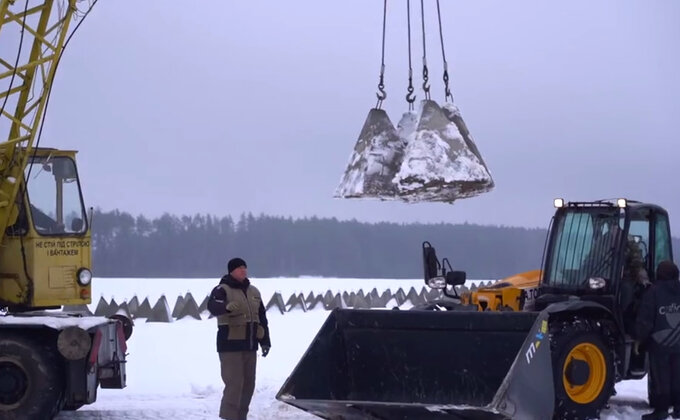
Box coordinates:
[446,270,466,286]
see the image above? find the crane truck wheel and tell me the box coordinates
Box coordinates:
[0,335,63,419]
[551,327,614,419]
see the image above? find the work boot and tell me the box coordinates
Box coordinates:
[642,408,670,420]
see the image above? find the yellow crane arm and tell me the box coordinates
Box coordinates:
[0,0,78,242]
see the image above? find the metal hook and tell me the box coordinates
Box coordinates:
[422,65,431,99]
[406,85,416,104]
[376,82,387,102]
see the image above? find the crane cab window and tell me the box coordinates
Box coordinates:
[25,156,87,236]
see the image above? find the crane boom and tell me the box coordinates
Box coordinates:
[0,0,77,240]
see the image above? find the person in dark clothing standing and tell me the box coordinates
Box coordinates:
[208,257,271,420]
[636,260,680,420]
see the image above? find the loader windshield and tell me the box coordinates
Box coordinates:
[544,208,623,289]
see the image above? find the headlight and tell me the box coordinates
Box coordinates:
[588,277,606,289]
[427,276,447,289]
[77,268,92,286]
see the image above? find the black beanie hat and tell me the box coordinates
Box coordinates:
[228,257,247,273]
[657,260,679,281]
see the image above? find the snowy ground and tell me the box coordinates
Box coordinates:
[53,277,651,419]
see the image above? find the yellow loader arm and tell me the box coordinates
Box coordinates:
[461,269,542,311]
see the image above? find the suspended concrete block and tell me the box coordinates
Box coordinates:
[334,108,406,200]
[146,295,173,323]
[177,294,201,320]
[442,101,494,190]
[394,99,494,203]
[266,293,286,315]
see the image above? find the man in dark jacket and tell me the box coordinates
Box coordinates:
[208,257,271,420]
[636,260,680,420]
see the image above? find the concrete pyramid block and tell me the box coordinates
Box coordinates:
[352,294,370,309]
[93,297,109,317]
[146,295,173,323]
[107,298,120,317]
[127,296,140,317]
[325,293,345,310]
[135,297,153,319]
[171,295,186,318]
[394,288,407,306]
[266,293,285,314]
[198,295,210,313]
[177,293,201,320]
[306,295,325,311]
[286,293,307,312]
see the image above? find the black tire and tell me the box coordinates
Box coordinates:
[0,335,63,419]
[551,327,615,420]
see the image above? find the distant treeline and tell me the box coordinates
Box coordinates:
[91,209,680,280]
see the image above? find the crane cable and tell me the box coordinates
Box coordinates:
[436,0,452,102]
[375,0,387,109]
[405,0,415,110]
[419,0,430,100]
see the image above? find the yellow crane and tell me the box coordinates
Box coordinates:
[0,1,129,417]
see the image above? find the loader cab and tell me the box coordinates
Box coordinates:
[539,199,673,327]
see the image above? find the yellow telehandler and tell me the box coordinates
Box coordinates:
[278,198,673,419]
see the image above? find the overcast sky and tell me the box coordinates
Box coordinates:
[29,1,680,232]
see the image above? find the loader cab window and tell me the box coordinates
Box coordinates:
[545,210,621,289]
[25,156,87,236]
[653,213,672,278]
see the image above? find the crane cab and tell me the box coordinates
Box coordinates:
[1,148,92,310]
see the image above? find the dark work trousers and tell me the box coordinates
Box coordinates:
[648,350,680,410]
[219,351,257,420]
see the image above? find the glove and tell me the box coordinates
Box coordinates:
[226,301,242,313]
[261,346,270,357]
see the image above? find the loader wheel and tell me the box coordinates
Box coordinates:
[552,329,614,419]
[0,335,63,418]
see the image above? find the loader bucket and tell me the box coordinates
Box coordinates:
[277,308,555,420]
